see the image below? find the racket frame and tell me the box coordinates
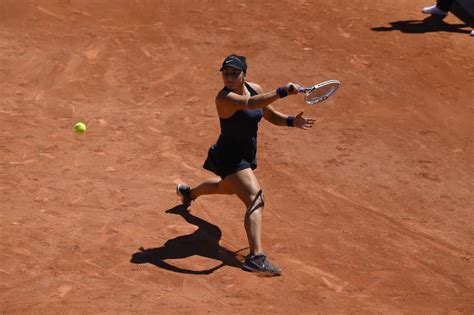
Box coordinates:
[298,79,340,105]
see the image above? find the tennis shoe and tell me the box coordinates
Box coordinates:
[176,183,192,206]
[242,253,282,276]
[471,30,474,36]
[422,5,448,16]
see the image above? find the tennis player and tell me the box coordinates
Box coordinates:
[177,54,315,275]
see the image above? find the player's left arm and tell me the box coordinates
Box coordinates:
[263,104,292,127]
[263,103,316,129]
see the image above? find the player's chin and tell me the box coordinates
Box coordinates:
[225,84,238,91]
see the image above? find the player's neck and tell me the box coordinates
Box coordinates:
[233,82,245,95]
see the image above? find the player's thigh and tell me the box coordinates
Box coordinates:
[224,168,261,207]
[217,178,234,195]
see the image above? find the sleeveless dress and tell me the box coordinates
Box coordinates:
[203,82,263,179]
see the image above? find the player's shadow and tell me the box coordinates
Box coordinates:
[371,15,471,34]
[130,205,245,275]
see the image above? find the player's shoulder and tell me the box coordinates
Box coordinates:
[245,82,264,94]
[216,87,230,99]
[215,87,233,105]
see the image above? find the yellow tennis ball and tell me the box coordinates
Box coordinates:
[74,122,87,134]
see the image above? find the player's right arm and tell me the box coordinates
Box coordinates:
[215,83,298,118]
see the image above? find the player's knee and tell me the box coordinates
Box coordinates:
[247,189,264,213]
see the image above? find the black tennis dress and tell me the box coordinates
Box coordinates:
[203,82,263,179]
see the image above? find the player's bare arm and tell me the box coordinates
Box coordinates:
[215,82,300,119]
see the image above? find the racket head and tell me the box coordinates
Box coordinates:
[303,80,340,105]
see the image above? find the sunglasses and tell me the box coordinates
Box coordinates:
[222,71,243,78]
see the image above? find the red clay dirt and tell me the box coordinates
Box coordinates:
[1,0,473,313]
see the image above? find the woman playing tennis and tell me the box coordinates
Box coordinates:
[177,54,315,276]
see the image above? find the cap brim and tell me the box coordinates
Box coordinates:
[220,64,243,71]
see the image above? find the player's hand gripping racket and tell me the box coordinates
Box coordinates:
[292,80,340,105]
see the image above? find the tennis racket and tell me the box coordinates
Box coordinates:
[293,80,340,105]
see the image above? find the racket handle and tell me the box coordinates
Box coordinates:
[297,87,305,93]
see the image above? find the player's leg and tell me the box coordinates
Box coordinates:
[224,168,263,254]
[177,177,233,206]
[224,168,281,275]
[436,0,454,12]
[190,177,233,199]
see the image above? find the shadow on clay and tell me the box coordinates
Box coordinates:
[371,15,471,34]
[130,205,245,275]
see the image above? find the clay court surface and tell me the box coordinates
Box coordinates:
[1,0,473,313]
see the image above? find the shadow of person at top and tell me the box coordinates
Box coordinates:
[371,15,471,34]
[130,205,245,275]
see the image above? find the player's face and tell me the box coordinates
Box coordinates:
[221,67,244,88]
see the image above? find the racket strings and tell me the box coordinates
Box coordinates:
[305,83,339,104]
